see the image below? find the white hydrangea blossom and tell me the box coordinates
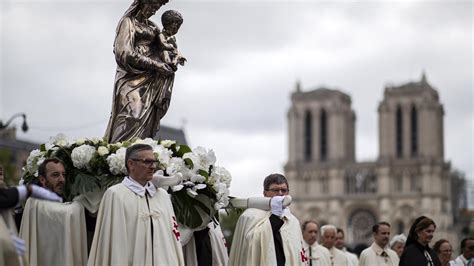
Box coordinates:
[25,149,44,174]
[71,145,96,169]
[106,147,127,175]
[97,146,110,156]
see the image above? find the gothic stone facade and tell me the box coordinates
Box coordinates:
[285,74,456,246]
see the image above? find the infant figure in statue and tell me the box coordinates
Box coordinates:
[157,10,186,71]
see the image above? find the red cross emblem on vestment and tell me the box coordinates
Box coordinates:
[300,245,308,263]
[172,216,180,241]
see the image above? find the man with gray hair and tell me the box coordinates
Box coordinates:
[320,224,349,266]
[88,144,184,265]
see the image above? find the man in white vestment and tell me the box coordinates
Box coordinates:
[454,237,474,266]
[320,224,349,266]
[1,163,63,266]
[335,227,359,266]
[359,222,399,266]
[20,158,90,266]
[302,220,331,266]
[228,173,307,266]
[88,144,184,266]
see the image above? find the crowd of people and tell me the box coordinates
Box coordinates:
[0,144,473,265]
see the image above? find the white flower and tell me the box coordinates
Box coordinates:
[75,137,86,145]
[209,166,232,188]
[71,145,96,169]
[26,149,44,174]
[190,174,206,183]
[134,138,158,149]
[91,137,101,145]
[154,145,172,167]
[195,183,207,190]
[48,133,70,147]
[97,146,110,156]
[166,157,184,176]
[106,147,127,175]
[191,146,216,171]
[160,140,176,148]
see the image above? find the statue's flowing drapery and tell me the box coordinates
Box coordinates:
[104,15,174,143]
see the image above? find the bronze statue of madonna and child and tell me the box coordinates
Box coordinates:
[104,0,186,143]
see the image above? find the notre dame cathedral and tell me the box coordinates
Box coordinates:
[285,73,461,246]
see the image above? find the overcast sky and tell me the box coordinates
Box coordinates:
[1,0,472,205]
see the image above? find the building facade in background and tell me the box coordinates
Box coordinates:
[285,73,467,247]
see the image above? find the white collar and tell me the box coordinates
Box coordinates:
[122,176,157,197]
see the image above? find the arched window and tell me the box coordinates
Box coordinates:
[411,105,418,157]
[396,105,403,158]
[304,110,312,161]
[320,109,327,161]
[348,209,377,245]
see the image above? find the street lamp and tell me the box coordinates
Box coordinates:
[0,113,29,132]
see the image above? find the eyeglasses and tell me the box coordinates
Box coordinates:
[266,189,289,193]
[131,158,159,167]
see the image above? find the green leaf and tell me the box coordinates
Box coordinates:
[40,144,46,152]
[184,158,194,169]
[171,190,203,228]
[198,170,209,178]
[176,145,192,157]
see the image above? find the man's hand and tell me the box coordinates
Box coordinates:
[29,184,63,202]
[270,195,285,217]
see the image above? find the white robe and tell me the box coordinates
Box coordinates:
[87,182,184,266]
[228,208,307,266]
[328,246,349,266]
[1,209,24,266]
[182,222,228,266]
[304,241,332,266]
[20,198,88,266]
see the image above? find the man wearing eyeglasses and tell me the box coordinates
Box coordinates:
[229,173,307,266]
[88,144,184,266]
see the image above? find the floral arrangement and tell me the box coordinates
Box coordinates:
[22,134,232,229]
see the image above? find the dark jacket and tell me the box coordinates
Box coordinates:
[400,241,441,266]
[0,187,19,210]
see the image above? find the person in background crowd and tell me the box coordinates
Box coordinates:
[433,239,456,266]
[335,227,359,266]
[454,237,474,266]
[390,233,406,258]
[302,220,331,266]
[320,224,349,266]
[359,222,399,266]
[399,216,441,266]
